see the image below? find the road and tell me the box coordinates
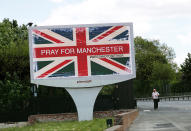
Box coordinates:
[128,101,191,131]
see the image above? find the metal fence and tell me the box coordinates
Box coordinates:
[0,80,136,122]
[136,95,191,102]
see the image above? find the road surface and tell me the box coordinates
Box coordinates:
[128,101,191,131]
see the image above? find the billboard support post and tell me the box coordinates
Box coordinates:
[66,86,102,121]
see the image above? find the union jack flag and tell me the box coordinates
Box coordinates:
[31,24,132,79]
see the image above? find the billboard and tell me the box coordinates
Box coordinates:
[28,23,136,87]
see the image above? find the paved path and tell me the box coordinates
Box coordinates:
[128,101,191,131]
[0,122,27,129]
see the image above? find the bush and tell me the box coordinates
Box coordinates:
[0,73,31,112]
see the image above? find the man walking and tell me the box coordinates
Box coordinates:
[152,89,159,110]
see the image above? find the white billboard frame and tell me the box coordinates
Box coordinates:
[28,23,136,88]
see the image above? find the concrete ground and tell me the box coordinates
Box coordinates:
[0,122,27,129]
[128,100,191,131]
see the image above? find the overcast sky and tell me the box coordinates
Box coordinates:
[0,0,191,66]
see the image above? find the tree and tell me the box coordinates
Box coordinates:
[0,18,29,82]
[134,37,176,97]
[150,62,175,95]
[181,53,191,81]
[0,19,31,113]
[0,73,30,112]
[180,53,191,91]
[159,44,176,63]
[134,37,168,80]
[0,18,28,47]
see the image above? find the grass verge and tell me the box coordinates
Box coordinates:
[1,118,110,131]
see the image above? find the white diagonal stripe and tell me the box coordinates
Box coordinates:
[89,26,129,44]
[98,26,129,43]
[91,58,130,74]
[34,59,73,78]
[40,29,73,43]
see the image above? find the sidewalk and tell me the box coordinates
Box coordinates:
[128,101,191,131]
[0,122,27,129]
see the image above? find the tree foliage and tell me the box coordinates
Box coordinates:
[0,19,31,113]
[0,18,29,81]
[180,53,191,91]
[0,19,28,47]
[134,37,177,97]
[181,53,191,81]
[135,37,167,80]
[0,73,30,112]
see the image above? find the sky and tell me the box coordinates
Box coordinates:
[0,0,191,66]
